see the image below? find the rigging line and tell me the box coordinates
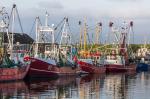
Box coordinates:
[7,6,13,29]
[87,22,101,31]
[86,25,94,45]
[58,47,75,66]
[99,27,102,44]
[28,18,36,38]
[27,41,35,54]
[66,20,72,33]
[66,20,75,44]
[38,17,42,26]
[54,17,65,30]
[44,33,52,43]
[88,27,96,31]
[16,7,24,34]
[131,27,134,44]
[0,8,9,26]
[55,21,64,43]
[87,24,97,29]
[87,32,93,45]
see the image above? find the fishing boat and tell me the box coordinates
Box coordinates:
[0,4,30,81]
[28,14,80,78]
[78,58,106,74]
[136,41,150,71]
[104,55,136,73]
[77,19,106,74]
[104,21,136,73]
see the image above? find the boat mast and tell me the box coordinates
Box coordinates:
[119,21,132,64]
[34,12,55,58]
[59,17,72,58]
[60,17,67,47]
[108,22,113,44]
[1,8,12,56]
[95,22,102,45]
[45,12,48,27]
[45,12,55,45]
[120,22,128,54]
[8,4,16,60]
[0,7,8,57]
[79,21,83,50]
[34,16,40,57]
[129,21,134,45]
[109,22,120,54]
[7,4,23,59]
[83,17,87,51]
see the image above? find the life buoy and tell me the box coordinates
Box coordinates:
[23,56,30,62]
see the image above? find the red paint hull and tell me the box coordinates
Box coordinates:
[0,64,30,81]
[78,61,106,74]
[105,64,136,73]
[28,58,80,77]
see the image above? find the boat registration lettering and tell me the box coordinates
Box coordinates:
[48,65,52,71]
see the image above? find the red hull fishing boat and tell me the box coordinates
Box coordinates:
[29,57,79,77]
[78,59,106,74]
[104,22,136,73]
[0,64,30,81]
[77,20,105,74]
[105,64,136,73]
[104,52,136,73]
[0,4,30,81]
[28,15,80,77]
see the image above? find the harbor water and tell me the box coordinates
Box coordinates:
[0,72,150,99]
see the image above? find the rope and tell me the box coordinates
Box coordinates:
[55,22,64,43]
[28,18,36,38]
[66,20,77,44]
[16,7,24,34]
[54,17,65,30]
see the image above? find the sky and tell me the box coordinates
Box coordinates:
[1,0,150,44]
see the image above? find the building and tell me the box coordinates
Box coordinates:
[1,32,34,52]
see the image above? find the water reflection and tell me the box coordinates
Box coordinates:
[0,72,150,99]
[0,81,28,99]
[27,76,78,99]
[102,74,128,99]
[78,74,105,99]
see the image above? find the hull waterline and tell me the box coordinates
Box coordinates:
[78,61,106,74]
[28,57,80,78]
[105,64,136,73]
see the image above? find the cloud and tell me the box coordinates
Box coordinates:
[37,1,64,10]
[1,0,150,43]
[68,0,150,19]
[14,0,150,20]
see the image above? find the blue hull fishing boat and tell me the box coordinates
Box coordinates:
[136,57,150,72]
[137,63,149,72]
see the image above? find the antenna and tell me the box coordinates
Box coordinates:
[45,11,49,27]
